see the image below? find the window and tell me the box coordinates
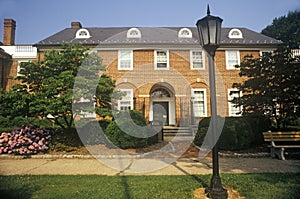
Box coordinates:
[118,89,133,111]
[191,89,207,117]
[75,28,91,39]
[78,97,96,118]
[260,50,273,57]
[118,50,133,70]
[150,88,171,98]
[228,29,243,39]
[17,61,28,76]
[178,28,193,38]
[226,50,240,70]
[228,89,242,116]
[154,50,169,69]
[127,28,141,38]
[190,50,205,69]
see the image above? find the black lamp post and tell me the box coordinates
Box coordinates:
[196,5,228,199]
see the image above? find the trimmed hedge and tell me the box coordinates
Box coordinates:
[76,119,111,145]
[105,110,158,149]
[193,116,267,150]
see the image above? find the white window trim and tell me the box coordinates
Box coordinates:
[154,50,169,70]
[118,50,133,70]
[228,28,243,39]
[118,89,133,111]
[190,50,205,70]
[225,50,240,70]
[191,88,207,117]
[75,28,91,39]
[17,60,30,76]
[178,28,193,38]
[259,50,273,57]
[127,28,142,38]
[78,97,97,118]
[228,89,242,117]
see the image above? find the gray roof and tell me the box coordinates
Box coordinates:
[36,27,282,47]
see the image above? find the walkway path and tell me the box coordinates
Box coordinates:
[1,156,299,175]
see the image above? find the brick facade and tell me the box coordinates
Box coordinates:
[92,48,261,125]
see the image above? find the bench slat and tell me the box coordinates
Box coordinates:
[263,131,300,135]
[264,139,300,142]
[263,132,300,142]
[264,135,300,139]
[273,145,300,148]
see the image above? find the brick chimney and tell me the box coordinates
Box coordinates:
[71,22,82,29]
[3,19,16,45]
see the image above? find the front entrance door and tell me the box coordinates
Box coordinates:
[153,102,169,126]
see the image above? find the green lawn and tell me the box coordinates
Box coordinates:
[0,173,299,199]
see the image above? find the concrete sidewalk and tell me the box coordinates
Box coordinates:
[1,156,299,176]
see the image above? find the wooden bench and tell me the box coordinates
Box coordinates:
[263,131,300,160]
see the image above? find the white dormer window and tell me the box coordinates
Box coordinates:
[127,28,141,38]
[228,29,243,39]
[178,28,192,38]
[76,28,91,39]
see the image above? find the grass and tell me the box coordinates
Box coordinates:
[0,173,299,199]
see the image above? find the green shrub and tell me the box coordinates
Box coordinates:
[99,119,112,131]
[193,117,255,150]
[77,120,111,145]
[105,110,158,149]
[243,115,270,145]
[0,116,52,133]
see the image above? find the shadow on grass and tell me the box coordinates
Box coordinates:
[0,176,38,199]
[172,162,209,187]
[0,186,36,199]
[121,176,132,199]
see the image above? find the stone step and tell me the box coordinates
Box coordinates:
[163,126,193,137]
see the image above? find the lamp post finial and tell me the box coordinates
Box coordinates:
[207,4,211,15]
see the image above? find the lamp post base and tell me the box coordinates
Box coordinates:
[205,176,228,199]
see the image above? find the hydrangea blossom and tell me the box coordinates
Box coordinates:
[0,125,52,155]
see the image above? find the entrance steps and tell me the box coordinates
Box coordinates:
[163,126,194,141]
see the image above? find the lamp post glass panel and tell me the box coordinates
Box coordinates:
[196,6,228,199]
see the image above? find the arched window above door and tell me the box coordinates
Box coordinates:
[150,88,171,98]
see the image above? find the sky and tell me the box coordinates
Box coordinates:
[0,0,299,44]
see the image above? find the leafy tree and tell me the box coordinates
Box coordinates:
[232,11,300,130]
[0,88,33,118]
[0,43,116,129]
[233,51,299,130]
[262,10,300,49]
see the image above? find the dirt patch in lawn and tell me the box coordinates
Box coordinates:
[193,187,245,199]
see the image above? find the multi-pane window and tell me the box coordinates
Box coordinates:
[226,50,240,70]
[17,61,27,76]
[155,50,169,69]
[228,89,242,116]
[118,89,133,111]
[260,50,273,57]
[118,50,133,70]
[78,97,96,118]
[191,50,205,69]
[192,89,207,117]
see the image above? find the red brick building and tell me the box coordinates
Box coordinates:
[0,19,37,90]
[36,23,281,125]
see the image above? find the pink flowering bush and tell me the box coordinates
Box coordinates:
[0,125,52,155]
